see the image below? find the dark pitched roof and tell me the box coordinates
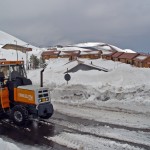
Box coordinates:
[118,53,139,59]
[112,52,124,58]
[65,63,109,73]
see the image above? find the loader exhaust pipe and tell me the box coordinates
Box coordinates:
[40,68,44,87]
[40,63,47,87]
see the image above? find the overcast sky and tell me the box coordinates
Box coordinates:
[0,0,150,52]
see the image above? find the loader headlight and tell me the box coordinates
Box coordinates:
[39,97,49,103]
[41,97,46,102]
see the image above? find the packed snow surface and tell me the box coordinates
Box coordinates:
[0,138,20,150]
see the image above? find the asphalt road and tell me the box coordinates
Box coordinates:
[0,111,150,150]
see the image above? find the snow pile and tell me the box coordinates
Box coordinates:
[0,138,20,150]
[29,58,150,87]
[57,46,91,52]
[27,58,150,112]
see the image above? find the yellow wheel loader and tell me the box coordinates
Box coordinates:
[0,60,53,126]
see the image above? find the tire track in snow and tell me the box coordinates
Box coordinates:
[53,103,150,129]
[39,109,150,150]
[48,132,146,150]
[40,119,150,150]
[54,111,150,133]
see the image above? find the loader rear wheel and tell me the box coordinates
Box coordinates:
[11,105,29,126]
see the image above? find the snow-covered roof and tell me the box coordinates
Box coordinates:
[124,49,136,53]
[57,46,90,52]
[42,50,60,56]
[80,51,100,55]
[59,51,80,56]
[136,55,148,60]
[134,54,150,61]
[102,50,115,55]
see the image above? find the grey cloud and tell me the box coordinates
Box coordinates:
[0,0,150,52]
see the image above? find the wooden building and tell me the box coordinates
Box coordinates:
[112,52,124,61]
[118,53,139,65]
[41,50,60,60]
[2,44,32,53]
[79,50,101,59]
[101,51,117,60]
[59,50,80,60]
[133,54,150,68]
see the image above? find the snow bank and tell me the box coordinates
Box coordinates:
[27,58,150,112]
[28,58,150,88]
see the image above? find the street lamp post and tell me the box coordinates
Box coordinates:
[14,40,18,61]
[26,44,29,70]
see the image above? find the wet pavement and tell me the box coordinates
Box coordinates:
[0,114,73,150]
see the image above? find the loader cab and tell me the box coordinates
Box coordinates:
[0,61,27,81]
[0,61,32,103]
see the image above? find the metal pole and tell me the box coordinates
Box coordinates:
[14,40,18,61]
[26,44,29,70]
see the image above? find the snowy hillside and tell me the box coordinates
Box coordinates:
[0,31,47,60]
[0,31,137,63]
[0,31,27,47]
[73,42,136,53]
[0,31,39,50]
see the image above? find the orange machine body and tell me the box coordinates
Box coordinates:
[0,87,10,108]
[14,87,36,105]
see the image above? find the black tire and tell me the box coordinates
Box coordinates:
[40,113,53,119]
[0,109,6,119]
[11,105,29,126]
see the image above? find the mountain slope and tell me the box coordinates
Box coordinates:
[0,31,45,60]
[73,42,136,53]
[0,31,27,46]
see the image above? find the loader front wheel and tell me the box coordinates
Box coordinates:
[40,113,53,119]
[11,105,29,126]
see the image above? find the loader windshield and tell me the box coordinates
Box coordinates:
[0,64,27,79]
